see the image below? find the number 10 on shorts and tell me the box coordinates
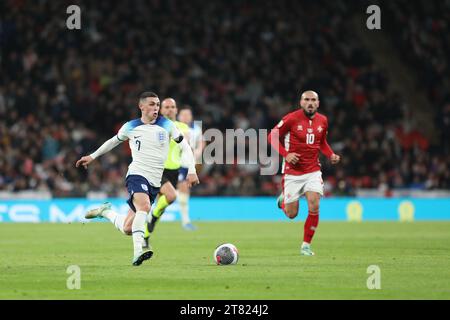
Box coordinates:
[306,133,315,144]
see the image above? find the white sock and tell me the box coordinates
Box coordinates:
[302,241,310,248]
[102,209,126,234]
[178,192,190,225]
[146,206,155,223]
[132,211,147,255]
[102,209,116,222]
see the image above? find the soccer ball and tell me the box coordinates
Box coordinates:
[214,243,239,265]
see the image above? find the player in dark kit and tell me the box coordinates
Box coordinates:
[268,90,341,256]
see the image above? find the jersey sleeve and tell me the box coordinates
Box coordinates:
[320,117,334,158]
[116,122,130,141]
[89,135,122,159]
[268,113,294,158]
[169,121,184,143]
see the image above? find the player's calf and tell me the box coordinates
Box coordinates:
[166,191,177,203]
[123,209,135,235]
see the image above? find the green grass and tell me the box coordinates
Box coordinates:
[0,221,449,299]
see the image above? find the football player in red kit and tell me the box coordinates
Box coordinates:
[268,90,340,256]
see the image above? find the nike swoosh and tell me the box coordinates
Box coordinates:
[134,136,141,139]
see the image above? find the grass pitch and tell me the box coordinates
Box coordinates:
[0,221,449,299]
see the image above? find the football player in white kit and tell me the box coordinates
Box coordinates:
[75,92,199,266]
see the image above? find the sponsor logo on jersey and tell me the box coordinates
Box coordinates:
[141,184,148,191]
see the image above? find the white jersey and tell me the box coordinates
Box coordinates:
[117,116,182,187]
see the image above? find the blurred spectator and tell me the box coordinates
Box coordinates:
[1,0,448,197]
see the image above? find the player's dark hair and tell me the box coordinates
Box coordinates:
[139,91,158,101]
[179,105,192,112]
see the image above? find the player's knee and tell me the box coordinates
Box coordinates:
[136,202,151,213]
[285,208,298,219]
[308,198,320,212]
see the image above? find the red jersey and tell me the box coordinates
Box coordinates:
[268,109,334,175]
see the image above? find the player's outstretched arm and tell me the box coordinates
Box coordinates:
[75,135,123,169]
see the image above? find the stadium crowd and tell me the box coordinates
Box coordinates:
[1,0,449,197]
[385,0,449,154]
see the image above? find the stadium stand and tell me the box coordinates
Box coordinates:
[1,0,448,197]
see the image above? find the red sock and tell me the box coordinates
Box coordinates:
[303,212,319,244]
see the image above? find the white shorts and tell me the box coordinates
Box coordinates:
[283,171,324,204]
